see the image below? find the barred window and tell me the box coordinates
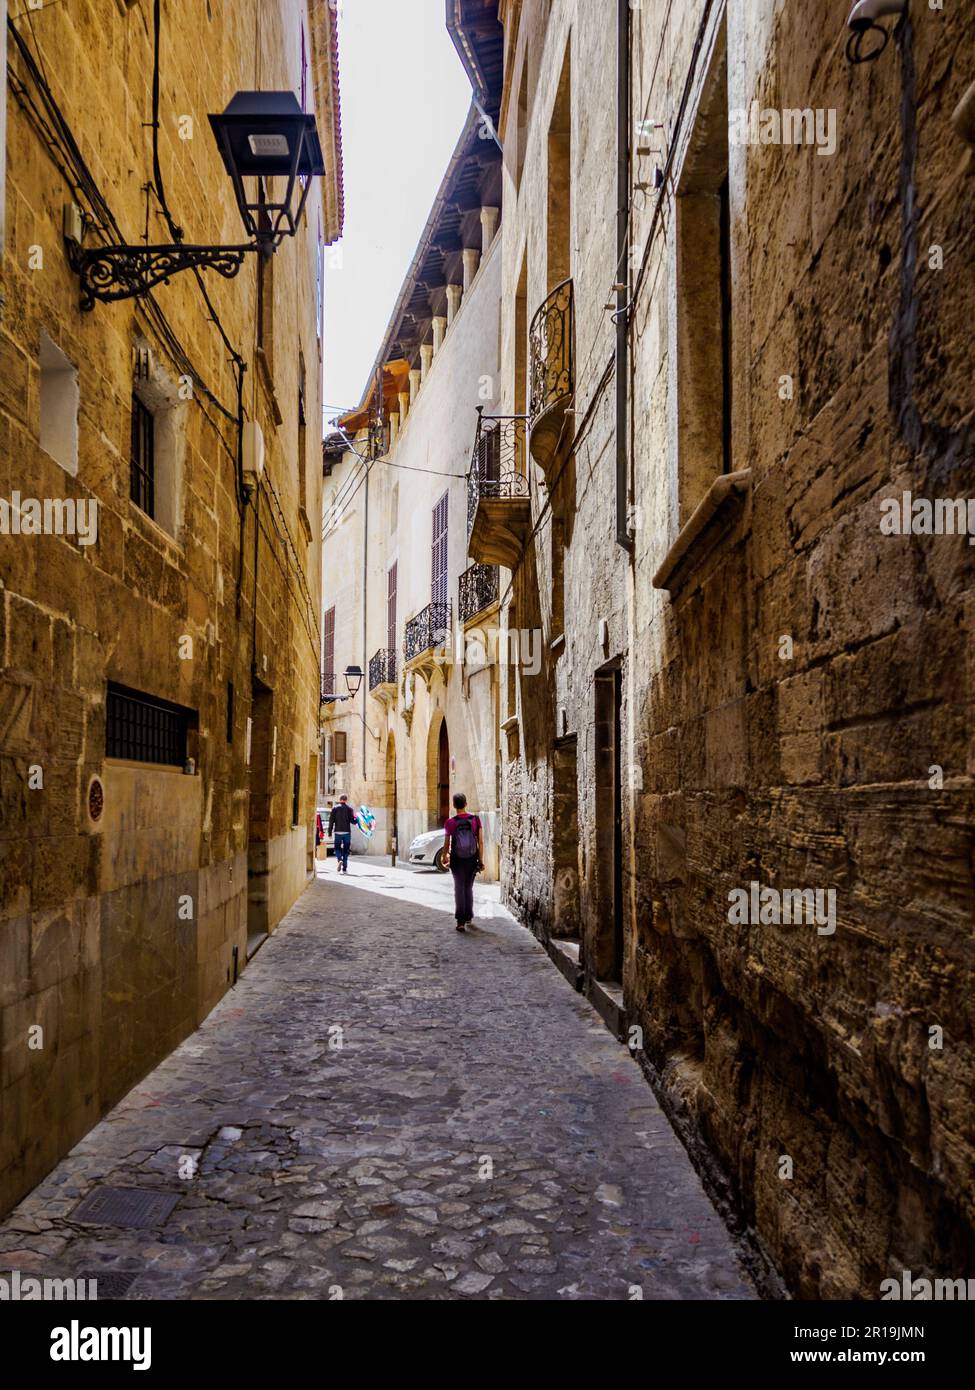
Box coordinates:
[106,683,191,767]
[130,395,155,517]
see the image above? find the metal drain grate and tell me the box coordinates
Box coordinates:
[71,1186,180,1229]
[79,1270,139,1299]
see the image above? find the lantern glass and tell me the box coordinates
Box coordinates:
[208,91,325,249]
[344,666,364,697]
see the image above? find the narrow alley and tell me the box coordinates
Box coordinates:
[2,0,972,1341]
[0,866,755,1301]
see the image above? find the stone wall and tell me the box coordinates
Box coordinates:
[498,0,975,1295]
[0,0,338,1216]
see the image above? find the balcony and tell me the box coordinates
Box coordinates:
[320,671,337,704]
[368,648,397,705]
[458,562,499,626]
[467,411,531,569]
[403,600,452,687]
[528,277,574,485]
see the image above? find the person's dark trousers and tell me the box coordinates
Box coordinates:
[451,857,478,923]
[334,832,351,871]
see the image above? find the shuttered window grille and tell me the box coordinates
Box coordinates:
[106,684,190,766]
[130,396,155,517]
[387,563,397,652]
[431,492,449,608]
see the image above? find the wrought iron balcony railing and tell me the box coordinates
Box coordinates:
[529,277,574,425]
[467,410,529,537]
[459,562,499,624]
[404,601,452,665]
[321,671,337,703]
[369,648,397,690]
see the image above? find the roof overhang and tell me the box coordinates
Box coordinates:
[308,0,345,243]
[446,0,505,121]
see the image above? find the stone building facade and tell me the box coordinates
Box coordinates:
[0,0,343,1217]
[322,85,505,876]
[492,0,975,1296]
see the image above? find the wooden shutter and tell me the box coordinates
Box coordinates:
[431,492,449,608]
[387,563,397,653]
[323,606,335,694]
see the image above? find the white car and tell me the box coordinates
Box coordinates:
[408,829,449,872]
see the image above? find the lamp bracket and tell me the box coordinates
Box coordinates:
[69,242,258,312]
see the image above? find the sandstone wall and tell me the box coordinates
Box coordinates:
[498,0,974,1295]
[0,0,334,1216]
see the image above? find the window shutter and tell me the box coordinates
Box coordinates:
[431,492,449,608]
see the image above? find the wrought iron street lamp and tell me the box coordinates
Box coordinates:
[343,666,364,697]
[68,91,326,311]
[209,91,324,250]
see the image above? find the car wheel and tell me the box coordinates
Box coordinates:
[435,846,450,873]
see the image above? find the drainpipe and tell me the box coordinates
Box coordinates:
[616,0,633,552]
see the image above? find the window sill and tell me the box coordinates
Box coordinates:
[104,757,191,774]
[501,714,519,734]
[652,468,751,596]
[256,348,283,427]
[126,498,183,554]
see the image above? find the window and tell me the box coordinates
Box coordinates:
[106,683,191,766]
[39,332,79,476]
[328,731,347,765]
[129,345,186,535]
[719,173,733,477]
[516,58,529,190]
[257,202,275,373]
[226,681,235,743]
[547,40,572,291]
[551,515,565,639]
[431,492,449,608]
[292,764,301,826]
[514,253,528,474]
[323,605,335,694]
[674,23,731,523]
[387,563,397,653]
[130,395,155,517]
[316,211,323,344]
[297,348,310,538]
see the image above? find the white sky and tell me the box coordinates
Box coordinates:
[322,0,474,422]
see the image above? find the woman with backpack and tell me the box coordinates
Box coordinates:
[443,792,484,932]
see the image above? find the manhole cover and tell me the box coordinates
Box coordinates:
[79,1270,139,1299]
[71,1187,180,1229]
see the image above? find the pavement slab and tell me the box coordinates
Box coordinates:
[0,866,757,1300]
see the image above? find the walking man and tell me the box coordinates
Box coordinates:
[443,792,484,931]
[328,795,358,874]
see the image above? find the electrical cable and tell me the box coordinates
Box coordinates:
[150,0,246,509]
[8,7,319,655]
[6,14,239,444]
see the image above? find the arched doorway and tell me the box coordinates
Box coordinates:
[385,733,397,853]
[437,720,450,826]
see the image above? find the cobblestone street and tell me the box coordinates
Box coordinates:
[0,868,756,1300]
